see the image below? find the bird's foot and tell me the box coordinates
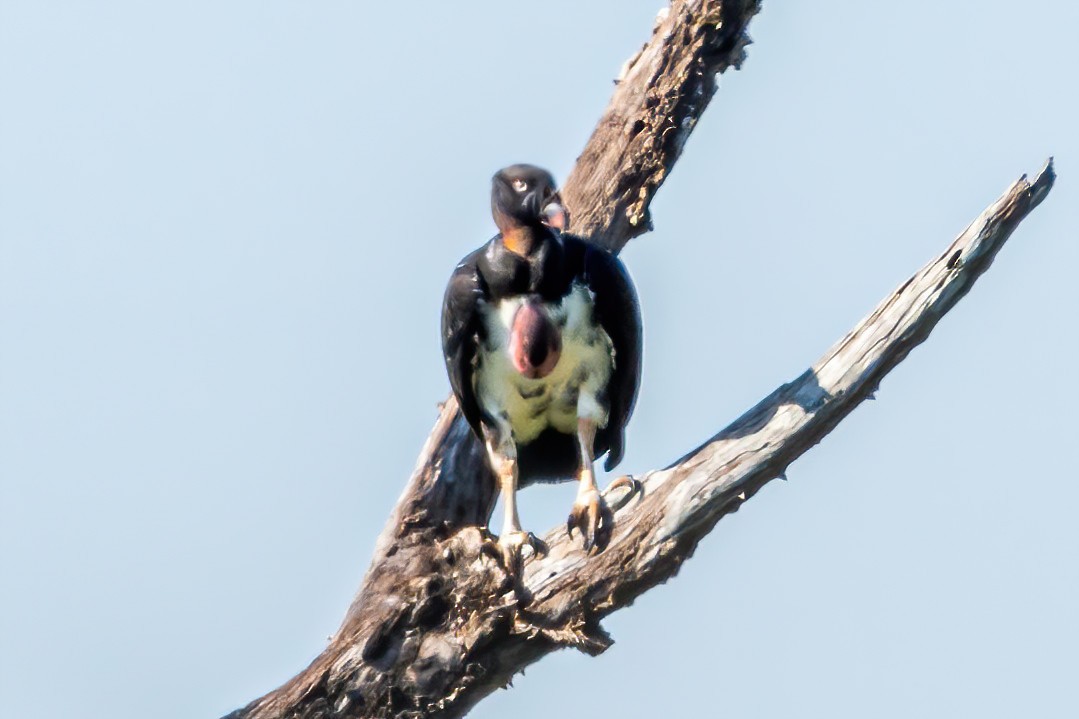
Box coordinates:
[603,475,643,512]
[482,530,547,576]
[566,487,614,553]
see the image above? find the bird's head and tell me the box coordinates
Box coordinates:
[491,164,568,235]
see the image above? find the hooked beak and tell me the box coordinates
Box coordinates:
[541,195,568,231]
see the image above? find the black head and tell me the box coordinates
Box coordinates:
[491,164,568,233]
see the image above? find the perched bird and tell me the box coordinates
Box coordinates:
[441,164,642,570]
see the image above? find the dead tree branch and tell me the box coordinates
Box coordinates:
[223,1,1053,716]
[562,0,758,252]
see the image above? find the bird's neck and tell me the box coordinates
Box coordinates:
[500,225,545,256]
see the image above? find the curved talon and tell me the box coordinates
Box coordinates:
[567,490,614,553]
[488,530,546,576]
[603,475,643,511]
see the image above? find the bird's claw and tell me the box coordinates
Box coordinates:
[603,475,643,511]
[483,530,547,576]
[566,488,614,553]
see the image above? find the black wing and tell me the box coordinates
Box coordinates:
[441,247,488,435]
[579,240,643,471]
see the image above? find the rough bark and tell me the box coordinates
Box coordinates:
[562,0,758,252]
[222,1,1054,717]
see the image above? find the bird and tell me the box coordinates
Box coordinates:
[441,164,642,572]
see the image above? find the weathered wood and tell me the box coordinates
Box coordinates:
[562,0,759,252]
[222,0,1054,716]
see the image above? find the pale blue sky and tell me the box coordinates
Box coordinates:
[1,2,1076,717]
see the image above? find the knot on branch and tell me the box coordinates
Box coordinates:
[320,526,618,717]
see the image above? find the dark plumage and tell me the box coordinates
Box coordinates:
[441,164,642,565]
[443,230,640,476]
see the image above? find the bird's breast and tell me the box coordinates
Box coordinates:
[475,285,614,445]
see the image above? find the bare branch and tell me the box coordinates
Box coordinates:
[231,160,1054,719]
[517,159,1056,632]
[221,0,1055,714]
[563,0,760,251]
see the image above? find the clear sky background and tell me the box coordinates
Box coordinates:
[2,1,1076,717]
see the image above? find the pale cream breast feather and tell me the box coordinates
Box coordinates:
[475,284,614,444]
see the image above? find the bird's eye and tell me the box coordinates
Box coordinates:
[512,179,528,193]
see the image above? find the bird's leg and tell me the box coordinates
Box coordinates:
[482,427,545,575]
[566,418,615,551]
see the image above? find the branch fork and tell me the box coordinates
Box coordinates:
[224,1,1053,716]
